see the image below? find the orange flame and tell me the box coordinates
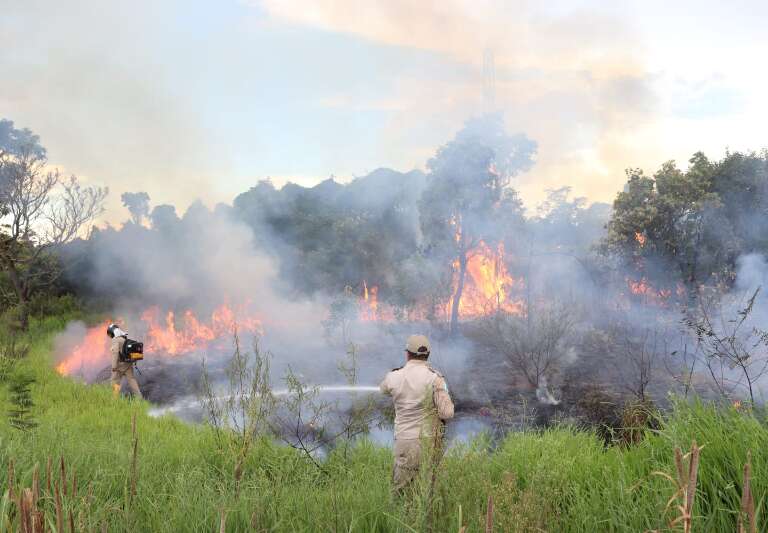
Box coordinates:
[447,241,524,318]
[357,241,524,322]
[359,280,376,321]
[359,281,396,322]
[139,305,262,356]
[55,321,111,376]
[626,277,673,306]
[56,304,263,376]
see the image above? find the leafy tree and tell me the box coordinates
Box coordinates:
[121,191,151,225]
[233,171,425,301]
[419,114,535,332]
[230,122,536,320]
[526,187,610,260]
[322,286,359,347]
[601,156,715,291]
[602,151,768,294]
[0,120,45,220]
[150,204,181,235]
[709,150,768,261]
[0,119,107,329]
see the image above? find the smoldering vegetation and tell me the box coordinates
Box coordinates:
[6,112,768,438]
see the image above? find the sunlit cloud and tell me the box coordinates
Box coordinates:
[1,0,765,222]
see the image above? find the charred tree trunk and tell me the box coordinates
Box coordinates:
[450,245,468,335]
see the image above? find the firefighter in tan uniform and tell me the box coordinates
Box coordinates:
[108,324,142,399]
[380,334,454,492]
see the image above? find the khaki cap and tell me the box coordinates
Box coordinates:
[405,334,430,355]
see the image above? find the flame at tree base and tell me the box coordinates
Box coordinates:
[623,277,686,307]
[358,240,524,323]
[446,241,524,319]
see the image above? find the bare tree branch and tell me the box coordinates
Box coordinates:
[0,144,107,328]
[479,299,575,389]
[684,287,768,405]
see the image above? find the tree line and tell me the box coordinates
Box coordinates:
[2,115,768,334]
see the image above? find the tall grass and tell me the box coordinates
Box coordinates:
[0,317,765,531]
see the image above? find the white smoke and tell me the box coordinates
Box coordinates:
[735,253,768,293]
[535,376,560,406]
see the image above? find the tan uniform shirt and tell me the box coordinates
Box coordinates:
[379,359,455,440]
[110,336,127,371]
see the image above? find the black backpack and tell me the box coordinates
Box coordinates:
[120,338,144,363]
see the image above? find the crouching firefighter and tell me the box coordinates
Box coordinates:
[107,323,143,399]
[379,334,454,493]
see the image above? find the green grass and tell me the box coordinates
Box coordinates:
[1,317,766,531]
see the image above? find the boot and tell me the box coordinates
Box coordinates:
[112,383,121,398]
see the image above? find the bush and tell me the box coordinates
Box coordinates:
[6,369,36,431]
[27,293,82,320]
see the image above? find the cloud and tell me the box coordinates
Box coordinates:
[251,1,765,207]
[256,1,645,72]
[2,0,763,220]
[255,0,662,205]
[0,0,225,220]
[316,94,405,112]
[668,76,744,120]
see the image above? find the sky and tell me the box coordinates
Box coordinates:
[1,0,767,222]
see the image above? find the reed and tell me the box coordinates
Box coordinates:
[45,458,51,495]
[130,413,139,503]
[6,460,15,501]
[2,455,95,532]
[485,494,494,533]
[738,451,756,533]
[54,482,63,533]
[219,509,227,533]
[653,441,701,533]
[59,456,66,497]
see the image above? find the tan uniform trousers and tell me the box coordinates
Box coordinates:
[392,435,445,492]
[393,438,421,492]
[111,361,142,398]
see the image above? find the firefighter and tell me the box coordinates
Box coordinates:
[379,334,454,492]
[107,323,142,399]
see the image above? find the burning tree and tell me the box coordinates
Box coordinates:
[419,114,535,333]
[598,152,768,297]
[0,119,107,329]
